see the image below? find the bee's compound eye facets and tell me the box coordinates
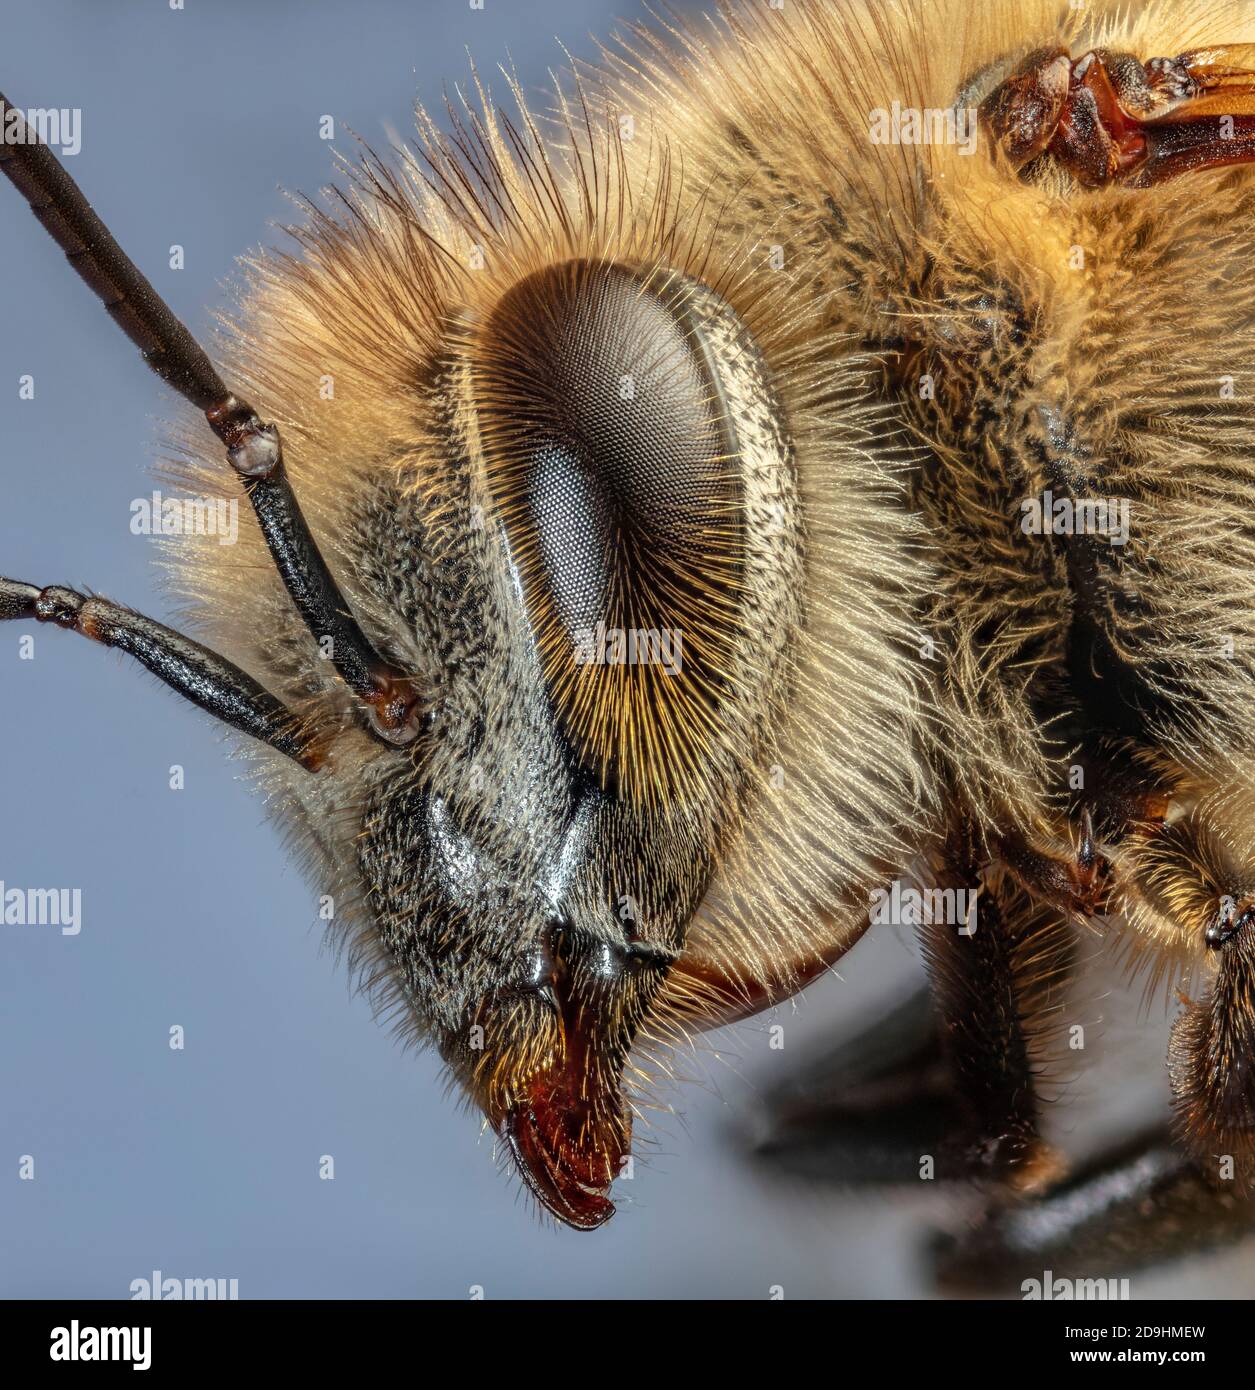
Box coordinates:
[471,258,792,802]
[474,259,743,636]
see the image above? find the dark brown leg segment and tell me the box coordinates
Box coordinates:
[1170,919,1255,1183]
[934,1130,1255,1292]
[919,840,1063,1188]
[751,847,1074,1190]
[750,989,956,1185]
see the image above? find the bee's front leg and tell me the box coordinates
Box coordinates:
[1170,904,1255,1181]
[919,827,1068,1191]
[932,1129,1255,1294]
[749,987,955,1186]
[751,825,1072,1193]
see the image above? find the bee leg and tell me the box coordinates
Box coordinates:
[935,790,1255,1291]
[992,740,1174,916]
[753,844,1073,1190]
[1066,739,1172,842]
[1170,904,1255,1180]
[1089,773,1255,1171]
[0,577,321,769]
[931,1129,1255,1292]
[749,988,957,1184]
[918,843,1069,1191]
[983,45,1255,187]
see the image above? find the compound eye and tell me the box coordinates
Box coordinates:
[473,258,788,805]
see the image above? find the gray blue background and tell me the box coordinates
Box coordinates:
[1,0,1248,1299]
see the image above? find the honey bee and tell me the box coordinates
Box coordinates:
[6,0,1255,1293]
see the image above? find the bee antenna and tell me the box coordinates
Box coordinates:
[0,91,428,749]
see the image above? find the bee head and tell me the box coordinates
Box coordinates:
[228,90,929,1229]
[353,254,800,1227]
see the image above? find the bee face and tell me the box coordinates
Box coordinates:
[141,44,931,1226]
[355,251,804,1223]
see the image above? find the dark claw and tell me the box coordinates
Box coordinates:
[1206,896,1255,950]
